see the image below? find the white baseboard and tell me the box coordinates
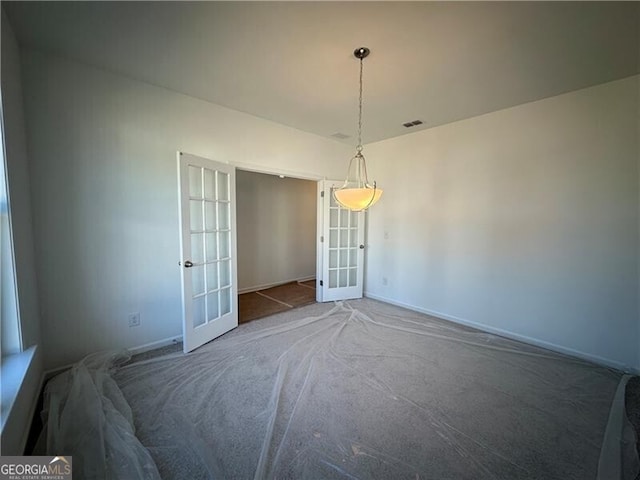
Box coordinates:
[297,275,316,283]
[238,275,316,295]
[127,335,183,356]
[364,291,637,374]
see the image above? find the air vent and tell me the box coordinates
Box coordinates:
[403,120,423,128]
[330,132,350,139]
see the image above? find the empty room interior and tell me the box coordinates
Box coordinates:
[1,2,639,479]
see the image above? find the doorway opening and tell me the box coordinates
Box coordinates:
[235,169,317,324]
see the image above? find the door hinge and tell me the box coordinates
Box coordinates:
[320,280,323,286]
[320,236,324,243]
[320,191,325,198]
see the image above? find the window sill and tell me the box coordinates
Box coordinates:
[1,345,37,432]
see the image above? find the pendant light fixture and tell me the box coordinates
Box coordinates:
[333,47,383,211]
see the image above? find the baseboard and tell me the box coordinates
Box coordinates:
[127,335,183,356]
[238,275,316,295]
[364,291,636,374]
[297,275,316,283]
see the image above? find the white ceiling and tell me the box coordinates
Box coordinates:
[4,1,639,145]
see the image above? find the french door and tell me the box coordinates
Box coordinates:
[317,180,365,302]
[178,152,238,353]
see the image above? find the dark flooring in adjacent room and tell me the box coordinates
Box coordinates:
[238,280,316,324]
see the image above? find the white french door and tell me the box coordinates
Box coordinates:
[178,152,238,353]
[317,180,365,302]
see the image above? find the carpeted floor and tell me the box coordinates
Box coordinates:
[113,298,637,479]
[131,300,640,477]
[238,280,316,324]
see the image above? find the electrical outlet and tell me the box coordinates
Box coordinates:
[128,313,141,327]
[384,231,389,240]
[382,277,388,286]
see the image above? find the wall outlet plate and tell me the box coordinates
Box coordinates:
[128,313,141,327]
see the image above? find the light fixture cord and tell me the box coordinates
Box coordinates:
[340,49,374,193]
[357,55,364,151]
[356,53,370,188]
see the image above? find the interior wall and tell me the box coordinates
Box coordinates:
[236,170,316,292]
[1,9,43,454]
[1,10,41,352]
[19,49,350,370]
[364,75,639,371]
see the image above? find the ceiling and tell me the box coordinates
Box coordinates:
[4,1,639,145]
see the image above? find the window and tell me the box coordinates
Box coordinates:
[0,101,21,357]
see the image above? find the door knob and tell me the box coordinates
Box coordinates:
[359,245,365,249]
[184,260,194,268]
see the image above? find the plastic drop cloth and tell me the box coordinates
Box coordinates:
[38,351,161,480]
[41,299,638,479]
[111,299,637,479]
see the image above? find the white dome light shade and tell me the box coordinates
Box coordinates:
[334,186,383,212]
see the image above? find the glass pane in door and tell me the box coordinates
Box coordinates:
[217,172,229,201]
[220,288,231,315]
[190,201,203,232]
[189,166,202,198]
[192,266,205,295]
[193,296,206,327]
[204,169,215,200]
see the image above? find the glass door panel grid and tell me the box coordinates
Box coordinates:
[189,166,233,327]
[328,189,359,289]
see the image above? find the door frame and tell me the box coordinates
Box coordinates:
[196,161,364,307]
[232,162,324,297]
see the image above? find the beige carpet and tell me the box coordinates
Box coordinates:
[111,298,632,479]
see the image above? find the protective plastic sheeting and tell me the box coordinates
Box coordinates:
[39,352,161,480]
[598,375,639,479]
[112,299,636,479]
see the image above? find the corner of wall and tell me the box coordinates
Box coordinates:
[0,6,45,454]
[1,6,43,351]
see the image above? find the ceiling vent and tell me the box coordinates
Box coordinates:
[331,132,350,139]
[403,120,423,128]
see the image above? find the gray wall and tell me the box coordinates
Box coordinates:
[364,76,640,371]
[15,27,639,376]
[20,49,349,370]
[236,170,316,292]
